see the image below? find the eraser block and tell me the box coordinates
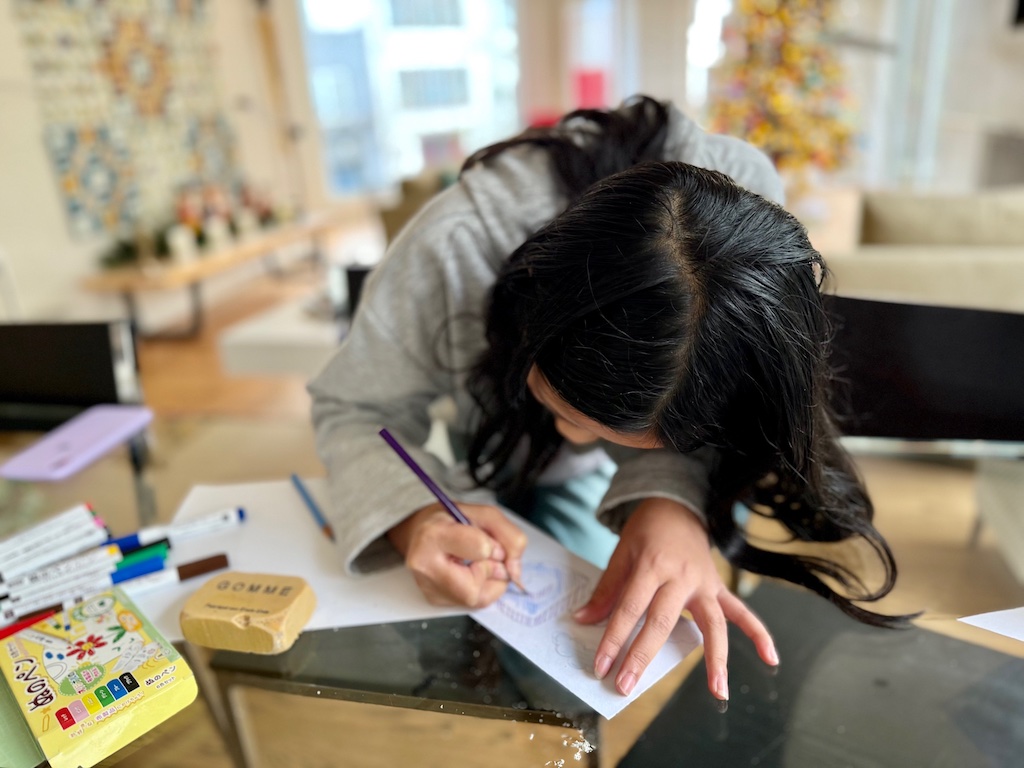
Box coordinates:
[179,571,316,654]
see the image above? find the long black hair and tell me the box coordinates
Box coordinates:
[461,96,912,628]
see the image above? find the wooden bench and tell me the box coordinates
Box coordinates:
[81,210,351,338]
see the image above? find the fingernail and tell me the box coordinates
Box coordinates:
[490,544,506,561]
[594,654,612,679]
[617,671,637,696]
[572,607,588,622]
[715,674,729,701]
[768,648,779,666]
[715,698,729,714]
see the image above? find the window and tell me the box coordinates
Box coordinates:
[421,132,463,168]
[390,0,462,26]
[300,0,519,195]
[399,69,469,109]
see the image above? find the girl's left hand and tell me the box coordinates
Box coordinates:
[572,497,778,701]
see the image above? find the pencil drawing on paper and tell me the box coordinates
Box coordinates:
[553,631,597,670]
[554,618,701,671]
[496,560,589,627]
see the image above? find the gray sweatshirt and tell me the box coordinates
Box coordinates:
[308,105,785,575]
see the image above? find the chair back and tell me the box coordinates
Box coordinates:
[0,320,141,431]
[825,295,1024,445]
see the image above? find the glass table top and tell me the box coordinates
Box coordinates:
[209,613,599,734]
[619,582,1024,768]
[206,579,1024,767]
[0,441,144,540]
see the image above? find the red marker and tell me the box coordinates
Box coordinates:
[0,607,60,640]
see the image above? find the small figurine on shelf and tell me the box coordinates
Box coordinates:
[203,215,233,253]
[97,178,282,270]
[202,183,232,221]
[175,184,205,235]
[234,206,261,238]
[239,182,276,227]
[166,223,199,263]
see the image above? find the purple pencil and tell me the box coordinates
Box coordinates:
[379,428,529,595]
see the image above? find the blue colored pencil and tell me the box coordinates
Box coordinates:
[291,474,335,542]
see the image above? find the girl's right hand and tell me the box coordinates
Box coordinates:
[386,502,527,609]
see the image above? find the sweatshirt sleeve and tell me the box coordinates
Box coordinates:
[596,445,716,534]
[666,106,786,205]
[699,133,786,205]
[308,190,497,575]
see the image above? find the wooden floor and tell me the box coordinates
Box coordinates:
[135,268,317,421]
[96,268,1024,768]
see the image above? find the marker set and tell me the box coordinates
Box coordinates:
[3,544,122,593]
[0,503,242,632]
[1,545,122,616]
[0,504,107,582]
[0,548,166,624]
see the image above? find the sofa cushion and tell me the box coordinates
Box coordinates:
[861,189,1024,246]
[823,245,1024,314]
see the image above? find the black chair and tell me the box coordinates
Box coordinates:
[0,320,141,432]
[824,295,1024,447]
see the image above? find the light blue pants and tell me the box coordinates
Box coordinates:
[503,461,620,569]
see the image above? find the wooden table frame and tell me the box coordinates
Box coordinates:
[81,212,349,338]
[205,650,602,768]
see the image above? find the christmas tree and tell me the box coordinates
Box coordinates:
[708,0,854,177]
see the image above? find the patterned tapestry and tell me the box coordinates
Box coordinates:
[14,0,237,238]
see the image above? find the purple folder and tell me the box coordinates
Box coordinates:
[0,404,152,482]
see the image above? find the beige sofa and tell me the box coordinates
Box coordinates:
[816,187,1024,314]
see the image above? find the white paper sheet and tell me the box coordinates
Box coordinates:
[473,516,702,720]
[133,479,702,719]
[958,606,1024,643]
[130,479,464,642]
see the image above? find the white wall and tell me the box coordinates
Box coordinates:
[0,0,311,325]
[616,0,692,108]
[930,0,1024,191]
[516,0,572,121]
[268,0,333,213]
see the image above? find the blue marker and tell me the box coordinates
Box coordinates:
[108,507,245,550]
[111,555,166,583]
